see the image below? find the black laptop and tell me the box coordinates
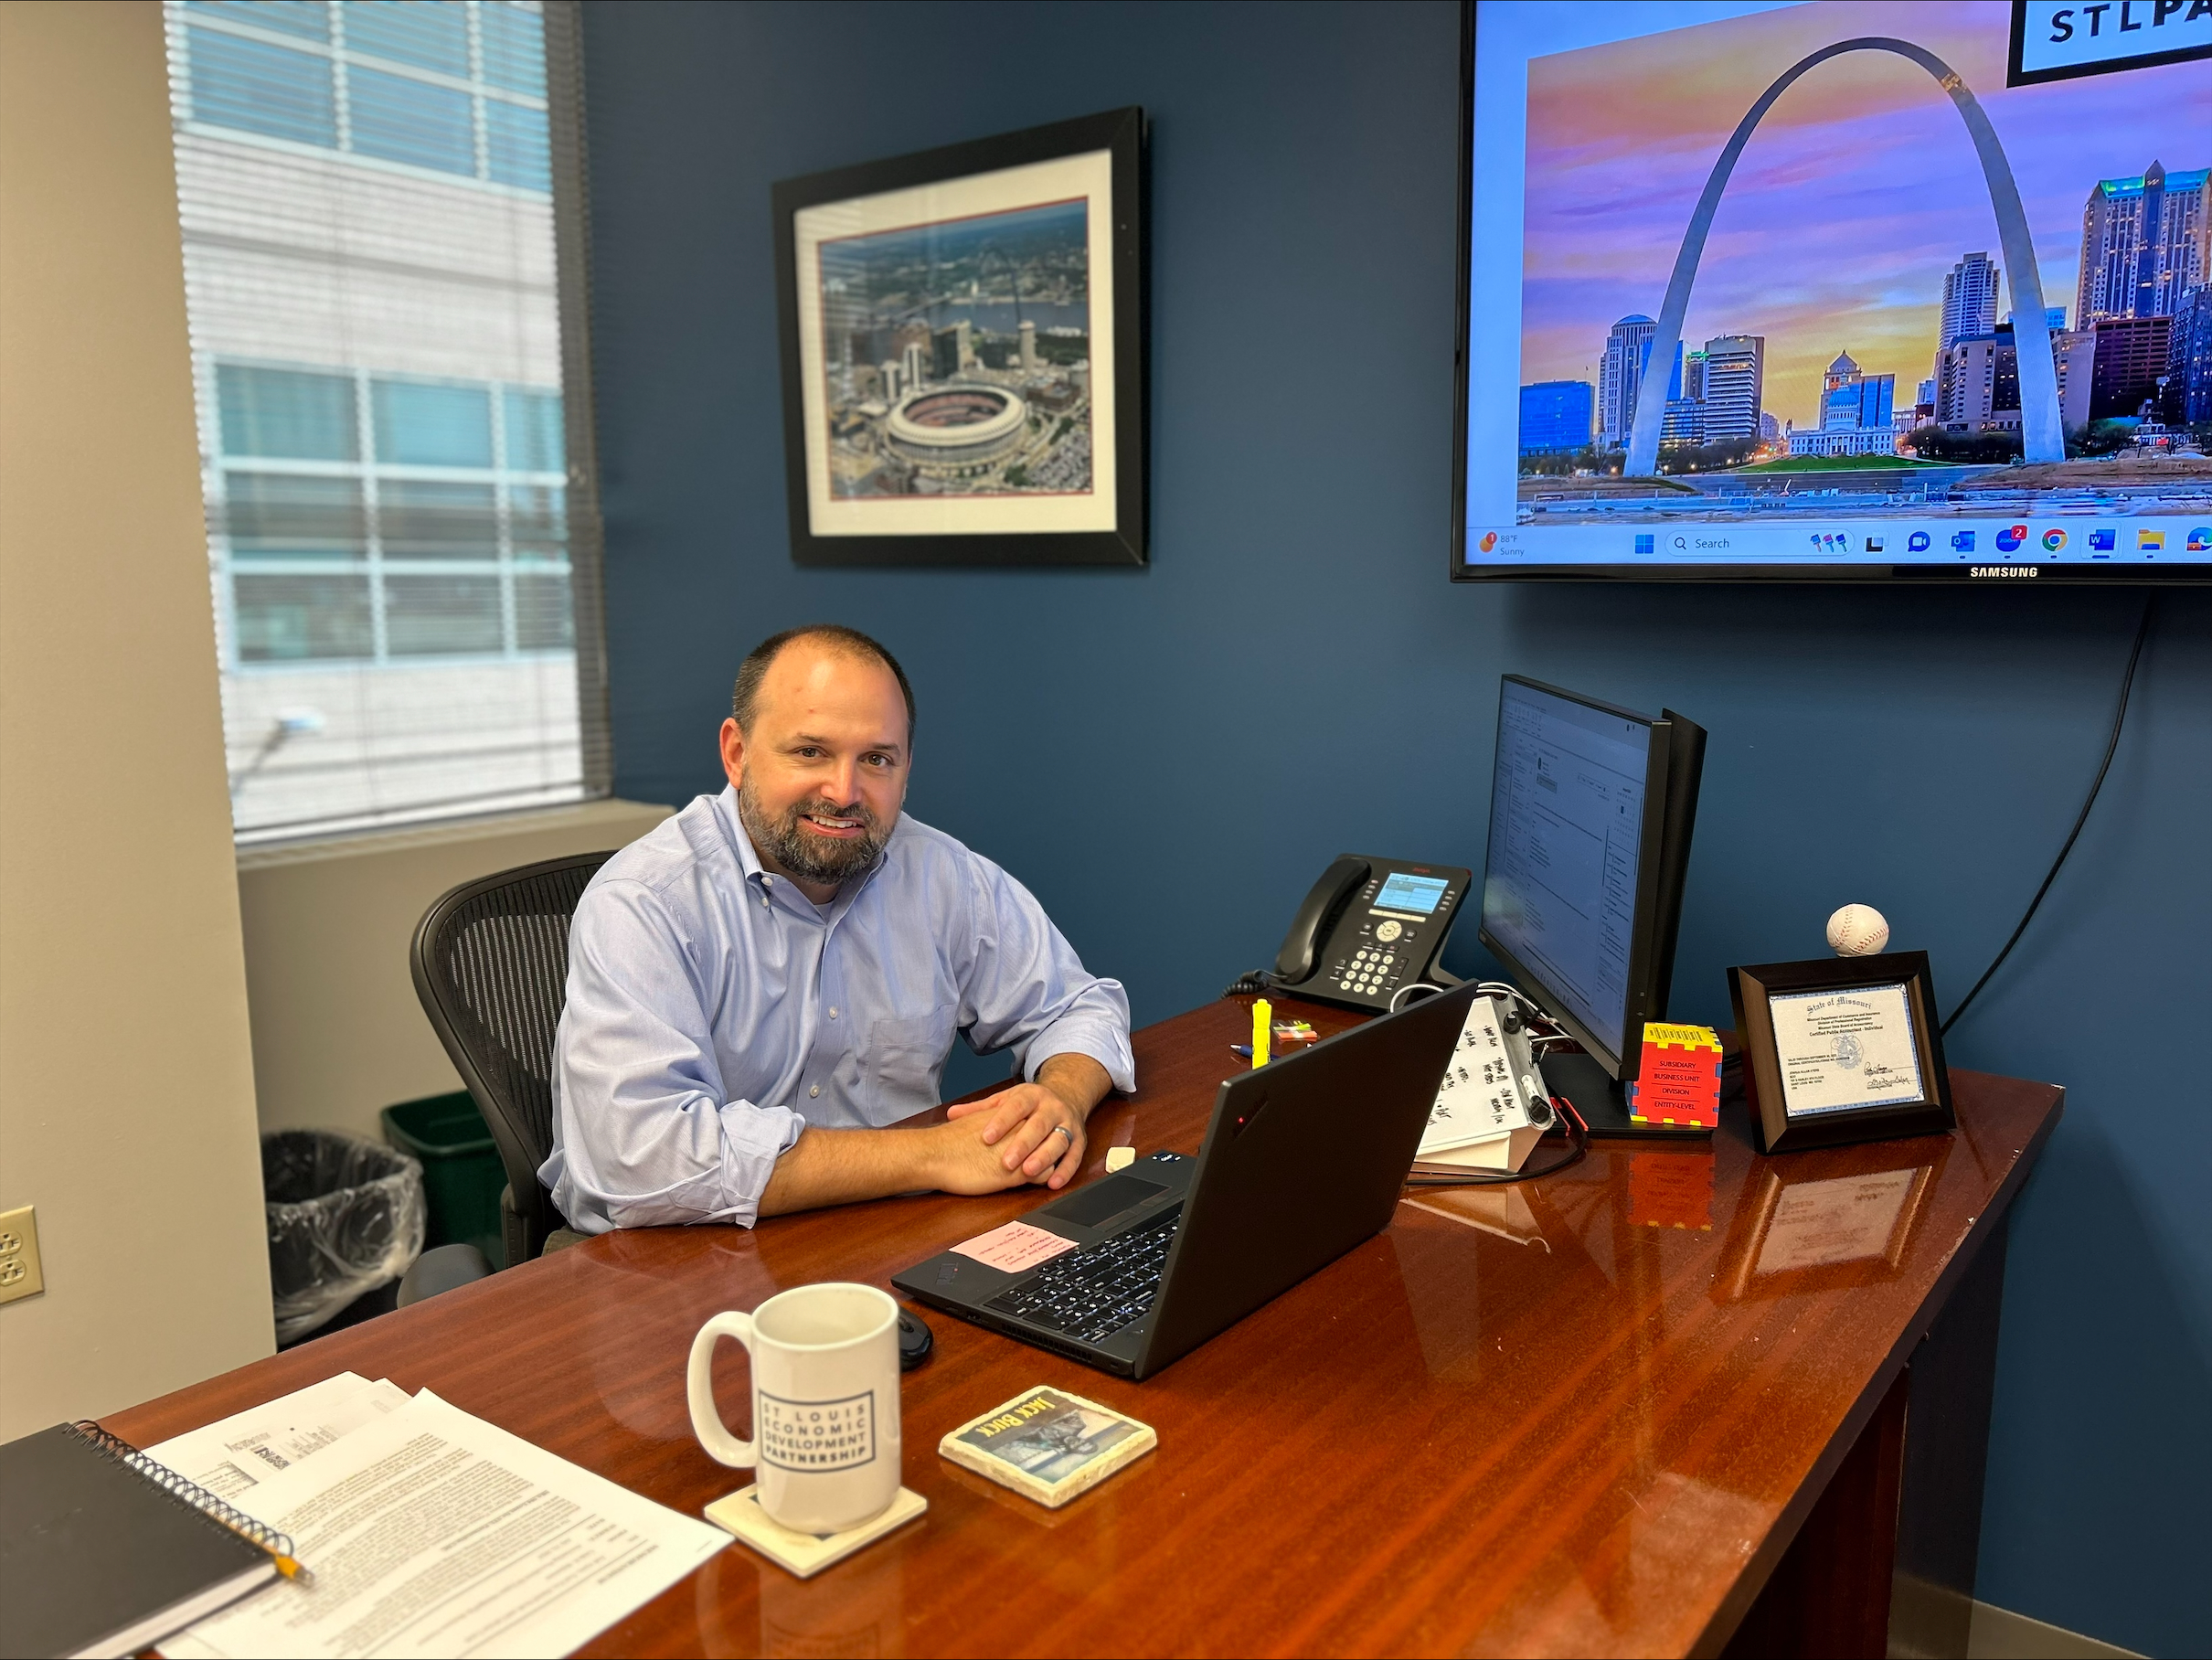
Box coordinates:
[892,982,1476,1380]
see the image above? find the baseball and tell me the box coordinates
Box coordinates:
[1826,904,1890,956]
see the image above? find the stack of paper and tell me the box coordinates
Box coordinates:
[148,1372,409,1500]
[148,1377,726,1660]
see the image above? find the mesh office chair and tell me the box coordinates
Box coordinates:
[410,851,614,1269]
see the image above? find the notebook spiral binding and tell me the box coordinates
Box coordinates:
[68,1421,298,1560]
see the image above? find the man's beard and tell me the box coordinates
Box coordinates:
[737,777,890,886]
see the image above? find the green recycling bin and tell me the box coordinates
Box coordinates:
[380,1091,505,1271]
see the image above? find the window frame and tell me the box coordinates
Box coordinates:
[173,0,613,835]
[207,361,577,669]
[175,0,555,197]
[542,0,611,800]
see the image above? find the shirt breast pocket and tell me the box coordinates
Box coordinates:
[866,1014,948,1109]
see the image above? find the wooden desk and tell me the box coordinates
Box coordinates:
[112,996,2060,1658]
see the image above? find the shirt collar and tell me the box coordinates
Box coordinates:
[711,784,898,916]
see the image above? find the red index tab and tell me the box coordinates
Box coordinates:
[951,1220,1079,1274]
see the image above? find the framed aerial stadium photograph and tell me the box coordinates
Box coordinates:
[772,107,1147,566]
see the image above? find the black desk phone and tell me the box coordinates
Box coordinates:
[1264,855,1473,1012]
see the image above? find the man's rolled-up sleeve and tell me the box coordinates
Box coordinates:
[958,857,1135,1095]
[544,880,802,1231]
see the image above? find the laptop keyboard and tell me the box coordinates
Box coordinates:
[984,1206,1183,1344]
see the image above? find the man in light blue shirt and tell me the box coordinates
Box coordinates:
[543,624,1133,1233]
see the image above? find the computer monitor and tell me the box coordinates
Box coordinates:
[1453,0,2209,583]
[1478,676,1706,1085]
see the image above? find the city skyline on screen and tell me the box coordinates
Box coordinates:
[1518,0,2204,431]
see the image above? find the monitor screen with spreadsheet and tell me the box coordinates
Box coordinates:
[1479,676,1707,1076]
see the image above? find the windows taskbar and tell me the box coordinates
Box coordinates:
[1458,520,2212,580]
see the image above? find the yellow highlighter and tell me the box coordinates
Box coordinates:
[1252,998,1271,1068]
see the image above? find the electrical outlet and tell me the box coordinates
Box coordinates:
[0,1205,45,1305]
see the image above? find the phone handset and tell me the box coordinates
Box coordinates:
[1271,857,1371,986]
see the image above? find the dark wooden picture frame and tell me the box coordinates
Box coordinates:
[1728,951,1956,1154]
[771,107,1147,567]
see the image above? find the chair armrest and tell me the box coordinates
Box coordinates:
[397,1243,494,1307]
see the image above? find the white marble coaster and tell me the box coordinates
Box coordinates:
[703,1485,927,1579]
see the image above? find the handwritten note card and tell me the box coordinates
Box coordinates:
[950,1220,1080,1273]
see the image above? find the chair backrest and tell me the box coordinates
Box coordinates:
[409,851,614,1265]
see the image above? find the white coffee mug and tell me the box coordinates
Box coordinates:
[686,1282,902,1535]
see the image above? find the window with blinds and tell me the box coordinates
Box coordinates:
[164,0,609,845]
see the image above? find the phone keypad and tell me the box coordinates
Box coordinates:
[1313,867,1460,1006]
[1329,932,1417,1001]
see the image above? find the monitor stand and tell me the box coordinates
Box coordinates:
[1538,1050,1712,1140]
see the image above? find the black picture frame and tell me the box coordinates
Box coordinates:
[1727,951,1956,1154]
[2006,0,2212,88]
[771,107,1147,567]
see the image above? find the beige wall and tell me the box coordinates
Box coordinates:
[238,800,671,1139]
[0,1,275,1432]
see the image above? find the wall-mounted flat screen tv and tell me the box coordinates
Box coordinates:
[1452,0,2211,582]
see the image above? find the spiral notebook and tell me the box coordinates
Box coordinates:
[0,1421,288,1660]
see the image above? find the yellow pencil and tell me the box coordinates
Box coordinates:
[1252,998,1271,1068]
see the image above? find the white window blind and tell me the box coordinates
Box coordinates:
[164,0,609,845]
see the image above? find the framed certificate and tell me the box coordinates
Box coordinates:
[1728,952,1954,1153]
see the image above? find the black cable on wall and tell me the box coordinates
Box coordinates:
[1942,595,2158,1037]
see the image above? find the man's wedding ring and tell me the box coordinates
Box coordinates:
[1050,1124,1074,1147]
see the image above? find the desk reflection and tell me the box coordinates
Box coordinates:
[1715,1141,1949,1302]
[580,1230,783,1444]
[760,1540,905,1659]
[1627,1148,1714,1233]
[688,1529,908,1659]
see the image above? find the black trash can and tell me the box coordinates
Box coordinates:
[262,1131,425,1344]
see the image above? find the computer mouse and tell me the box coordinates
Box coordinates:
[898,1309,934,1370]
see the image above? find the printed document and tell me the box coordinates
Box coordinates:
[148,1372,410,1500]
[165,1389,726,1660]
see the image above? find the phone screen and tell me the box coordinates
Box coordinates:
[1375,873,1449,915]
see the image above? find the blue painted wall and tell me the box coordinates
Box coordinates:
[577,4,2208,1651]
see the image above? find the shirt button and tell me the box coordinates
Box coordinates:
[828,1007,839,1018]
[809,1084,821,1098]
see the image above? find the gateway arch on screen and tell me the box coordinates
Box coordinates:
[1623,36,2066,478]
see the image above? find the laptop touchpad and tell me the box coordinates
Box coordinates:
[1043,1174,1166,1229]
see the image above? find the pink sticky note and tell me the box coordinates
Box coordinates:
[950,1220,1079,1273]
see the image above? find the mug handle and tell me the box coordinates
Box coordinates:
[686,1311,758,1468]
